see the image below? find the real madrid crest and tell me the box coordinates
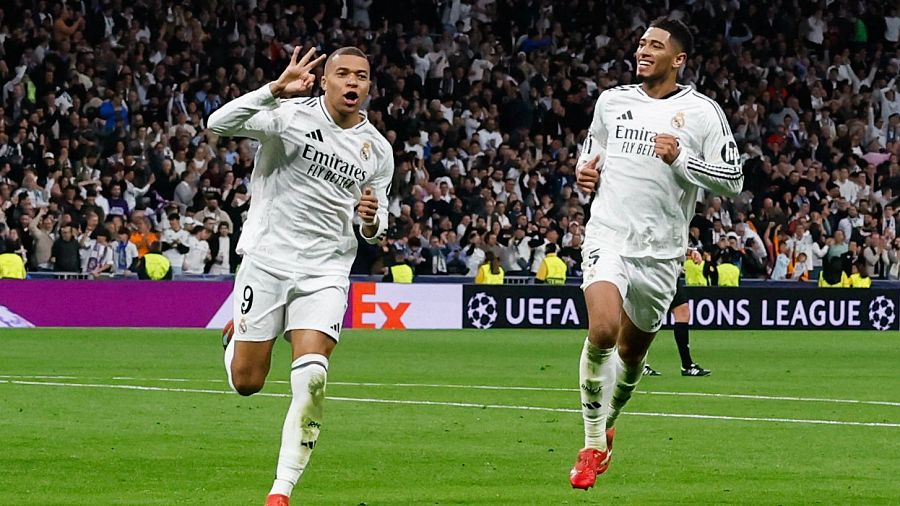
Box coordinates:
[238,318,248,334]
[671,112,685,129]
[360,142,371,161]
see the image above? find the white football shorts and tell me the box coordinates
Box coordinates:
[231,257,349,342]
[581,239,681,333]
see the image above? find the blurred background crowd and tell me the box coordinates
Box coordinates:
[0,0,898,281]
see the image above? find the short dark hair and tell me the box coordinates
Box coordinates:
[326,46,368,68]
[650,16,693,56]
[545,243,558,254]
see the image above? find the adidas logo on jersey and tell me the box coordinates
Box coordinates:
[305,129,325,142]
[617,110,634,120]
[330,322,341,333]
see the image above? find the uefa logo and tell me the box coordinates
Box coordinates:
[868,296,896,331]
[466,292,498,329]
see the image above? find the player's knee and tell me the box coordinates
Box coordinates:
[588,320,619,346]
[230,369,266,396]
[233,378,264,396]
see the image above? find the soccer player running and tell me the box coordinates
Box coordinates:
[569,17,743,490]
[208,46,392,506]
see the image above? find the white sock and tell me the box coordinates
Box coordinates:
[270,354,329,497]
[223,337,236,392]
[606,351,644,429]
[579,338,615,450]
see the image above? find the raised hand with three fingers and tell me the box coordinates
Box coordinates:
[269,47,327,98]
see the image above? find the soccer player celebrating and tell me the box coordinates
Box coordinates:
[208,46,392,506]
[569,17,743,490]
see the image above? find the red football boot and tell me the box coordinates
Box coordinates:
[265,494,290,506]
[569,428,616,490]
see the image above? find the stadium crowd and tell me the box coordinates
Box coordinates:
[0,0,899,282]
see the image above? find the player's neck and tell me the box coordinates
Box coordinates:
[640,75,679,99]
[323,99,362,129]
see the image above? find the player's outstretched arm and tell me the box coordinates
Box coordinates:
[208,47,325,139]
[662,102,744,197]
[358,148,393,244]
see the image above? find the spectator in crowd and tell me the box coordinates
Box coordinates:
[863,233,890,277]
[160,213,190,275]
[559,230,584,277]
[770,243,792,281]
[28,207,56,270]
[112,228,139,275]
[129,218,158,258]
[207,222,235,275]
[789,252,810,281]
[182,225,211,275]
[83,228,114,278]
[193,193,233,232]
[51,224,81,273]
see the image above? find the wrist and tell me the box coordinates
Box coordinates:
[269,81,286,98]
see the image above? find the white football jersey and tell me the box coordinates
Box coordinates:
[208,85,391,276]
[578,84,743,259]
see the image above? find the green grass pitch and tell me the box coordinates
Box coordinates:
[1,328,899,505]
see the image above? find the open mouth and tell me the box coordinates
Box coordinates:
[637,59,653,70]
[343,91,359,106]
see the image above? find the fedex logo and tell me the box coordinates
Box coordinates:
[350,283,462,330]
[351,283,411,329]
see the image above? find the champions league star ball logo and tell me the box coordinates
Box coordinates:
[467,292,498,329]
[868,296,896,331]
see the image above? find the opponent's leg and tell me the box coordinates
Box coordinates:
[269,329,335,499]
[673,302,710,376]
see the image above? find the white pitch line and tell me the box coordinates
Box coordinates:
[2,379,899,429]
[327,382,900,408]
[3,374,900,408]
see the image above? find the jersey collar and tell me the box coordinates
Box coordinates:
[317,96,369,130]
[636,84,692,100]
